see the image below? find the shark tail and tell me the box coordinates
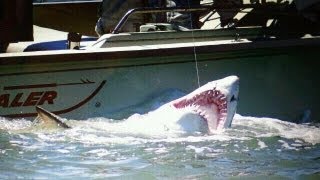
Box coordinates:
[35,106,71,129]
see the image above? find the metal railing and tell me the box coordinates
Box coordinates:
[111,4,287,34]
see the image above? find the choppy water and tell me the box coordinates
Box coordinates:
[1,89,320,179]
[1,115,320,179]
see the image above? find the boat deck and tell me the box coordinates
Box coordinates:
[6,25,97,53]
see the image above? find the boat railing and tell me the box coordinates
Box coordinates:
[111,3,288,34]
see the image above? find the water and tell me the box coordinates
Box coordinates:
[1,92,320,179]
[1,116,319,179]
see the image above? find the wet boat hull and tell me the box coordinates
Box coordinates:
[1,38,319,122]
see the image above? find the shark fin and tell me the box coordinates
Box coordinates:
[35,106,71,129]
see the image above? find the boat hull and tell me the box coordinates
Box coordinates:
[1,38,319,122]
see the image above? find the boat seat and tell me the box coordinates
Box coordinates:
[6,25,97,52]
[24,37,97,52]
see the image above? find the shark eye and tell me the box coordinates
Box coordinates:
[230,95,237,102]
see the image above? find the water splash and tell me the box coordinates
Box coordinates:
[1,88,320,179]
[1,113,319,146]
[232,114,320,145]
[1,114,320,179]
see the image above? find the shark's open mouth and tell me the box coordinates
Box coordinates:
[172,89,227,132]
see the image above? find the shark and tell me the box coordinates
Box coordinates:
[35,75,239,135]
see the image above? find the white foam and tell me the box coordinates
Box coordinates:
[257,140,267,149]
[2,112,319,146]
[0,117,32,131]
[233,114,320,145]
[73,106,208,139]
[56,149,70,154]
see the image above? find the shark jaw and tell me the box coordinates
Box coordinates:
[171,76,239,133]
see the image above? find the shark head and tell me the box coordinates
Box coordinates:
[170,75,239,133]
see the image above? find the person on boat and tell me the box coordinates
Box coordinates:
[0,0,33,53]
[166,0,201,29]
[96,0,146,35]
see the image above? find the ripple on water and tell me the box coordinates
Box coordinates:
[0,114,320,179]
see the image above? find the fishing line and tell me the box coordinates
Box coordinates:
[187,0,201,88]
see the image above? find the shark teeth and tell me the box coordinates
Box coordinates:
[218,103,227,109]
[219,109,227,113]
[173,88,228,131]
